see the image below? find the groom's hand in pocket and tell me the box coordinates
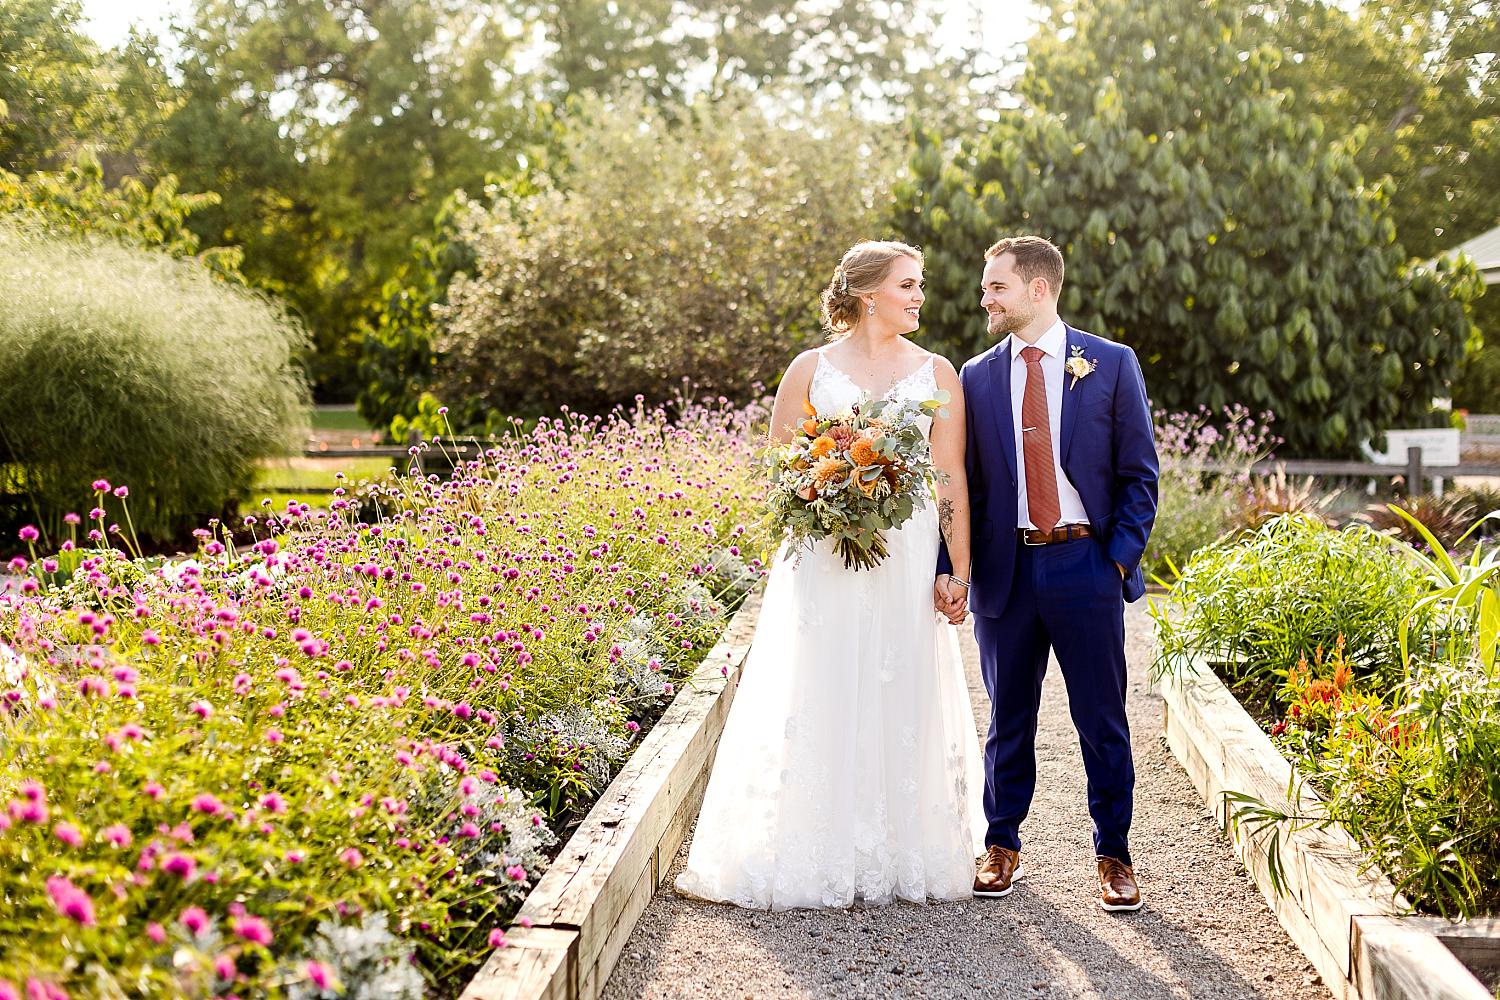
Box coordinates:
[1115,561,1127,579]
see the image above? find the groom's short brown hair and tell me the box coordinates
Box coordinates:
[986,236,1064,297]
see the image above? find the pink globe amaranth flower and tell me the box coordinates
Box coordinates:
[17,525,38,543]
[258,792,287,814]
[143,781,165,799]
[102,823,132,848]
[45,875,96,926]
[230,914,272,946]
[11,798,48,825]
[265,728,284,744]
[112,486,128,498]
[339,847,363,868]
[213,954,236,980]
[6,557,27,574]
[162,852,196,880]
[506,865,527,882]
[24,980,68,1000]
[284,849,305,864]
[488,927,508,948]
[305,962,334,989]
[145,921,165,943]
[459,822,481,838]
[191,793,225,816]
[52,822,83,847]
[91,480,111,493]
[179,905,210,937]
[0,979,16,1000]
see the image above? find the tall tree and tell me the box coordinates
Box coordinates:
[151,0,546,396]
[895,0,1482,456]
[1253,0,1499,258]
[0,0,104,172]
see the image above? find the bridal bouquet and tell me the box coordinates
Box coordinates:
[763,392,949,570]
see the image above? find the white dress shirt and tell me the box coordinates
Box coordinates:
[1010,319,1089,530]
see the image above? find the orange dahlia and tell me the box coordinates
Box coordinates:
[849,436,880,467]
[812,457,847,485]
[809,435,837,458]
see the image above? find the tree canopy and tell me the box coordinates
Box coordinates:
[895,0,1483,456]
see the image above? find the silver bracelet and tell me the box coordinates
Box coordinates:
[949,576,971,589]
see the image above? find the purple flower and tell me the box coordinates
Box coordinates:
[179,905,210,937]
[45,876,96,925]
[191,793,225,816]
[230,913,273,946]
[161,852,197,880]
[91,480,111,493]
[52,822,83,847]
[17,526,38,543]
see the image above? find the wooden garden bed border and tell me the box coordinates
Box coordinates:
[1156,654,1496,1000]
[458,588,762,1000]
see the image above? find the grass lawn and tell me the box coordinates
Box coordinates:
[250,456,397,508]
[309,404,381,434]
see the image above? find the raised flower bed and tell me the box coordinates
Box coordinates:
[0,399,768,997]
[1153,515,1500,1000]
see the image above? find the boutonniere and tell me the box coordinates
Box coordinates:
[1065,346,1098,390]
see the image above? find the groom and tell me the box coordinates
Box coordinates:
[937,236,1158,911]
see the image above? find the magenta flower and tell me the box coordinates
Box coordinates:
[45,875,96,925]
[112,486,129,498]
[17,526,38,543]
[213,954,236,980]
[24,980,68,1000]
[179,905,210,937]
[339,847,363,868]
[506,865,527,882]
[102,824,132,848]
[258,792,287,814]
[191,793,225,816]
[161,852,196,880]
[0,979,16,1000]
[230,913,272,946]
[91,480,111,493]
[488,927,508,948]
[305,962,333,989]
[52,822,83,847]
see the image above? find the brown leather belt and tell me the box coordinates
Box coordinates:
[1017,524,1093,546]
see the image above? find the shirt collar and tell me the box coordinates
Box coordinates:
[1009,318,1068,360]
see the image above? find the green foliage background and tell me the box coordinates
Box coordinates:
[895,0,1484,456]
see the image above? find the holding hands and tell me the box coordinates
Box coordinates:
[934,573,969,625]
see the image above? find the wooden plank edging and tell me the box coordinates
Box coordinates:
[1156,655,1494,1000]
[459,587,762,1000]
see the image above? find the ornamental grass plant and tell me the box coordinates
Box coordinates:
[0,398,767,996]
[0,224,308,546]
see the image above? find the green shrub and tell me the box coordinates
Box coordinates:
[0,225,308,543]
[1152,516,1433,695]
[434,92,895,420]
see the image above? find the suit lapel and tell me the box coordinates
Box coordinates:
[1059,325,1083,465]
[986,338,1017,481]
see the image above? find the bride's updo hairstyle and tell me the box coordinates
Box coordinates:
[820,240,923,339]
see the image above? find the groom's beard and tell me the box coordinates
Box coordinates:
[988,306,1034,337]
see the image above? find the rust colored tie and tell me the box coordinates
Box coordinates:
[1020,346,1060,533]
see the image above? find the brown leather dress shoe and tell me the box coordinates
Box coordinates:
[1098,855,1143,911]
[974,846,1023,897]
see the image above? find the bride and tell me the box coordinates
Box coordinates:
[675,240,985,910]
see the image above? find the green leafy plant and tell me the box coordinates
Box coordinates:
[0,224,308,544]
[1151,515,1431,695]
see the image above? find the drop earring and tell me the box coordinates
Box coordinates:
[867,303,875,315]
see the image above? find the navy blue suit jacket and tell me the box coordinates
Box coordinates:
[939,325,1159,616]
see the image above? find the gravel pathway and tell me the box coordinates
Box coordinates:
[603,599,1329,1000]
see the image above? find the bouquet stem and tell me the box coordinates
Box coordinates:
[836,532,889,571]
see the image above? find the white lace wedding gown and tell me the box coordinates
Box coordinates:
[675,351,985,910]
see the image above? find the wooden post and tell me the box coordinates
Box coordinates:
[1405,445,1423,497]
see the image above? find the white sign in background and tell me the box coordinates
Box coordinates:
[1364,428,1461,466]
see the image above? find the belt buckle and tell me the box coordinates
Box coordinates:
[1021,529,1047,547]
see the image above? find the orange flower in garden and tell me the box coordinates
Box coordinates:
[1331,660,1353,692]
[1304,679,1338,705]
[812,457,847,486]
[809,435,837,458]
[850,436,880,467]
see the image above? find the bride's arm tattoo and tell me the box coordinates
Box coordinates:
[939,497,955,542]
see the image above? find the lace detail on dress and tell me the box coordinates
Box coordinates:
[674,349,983,911]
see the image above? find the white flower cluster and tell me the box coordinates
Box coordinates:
[286,912,424,1000]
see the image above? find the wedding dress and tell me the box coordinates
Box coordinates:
[675,351,985,910]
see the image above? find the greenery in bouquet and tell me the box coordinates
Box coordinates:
[762,392,949,571]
